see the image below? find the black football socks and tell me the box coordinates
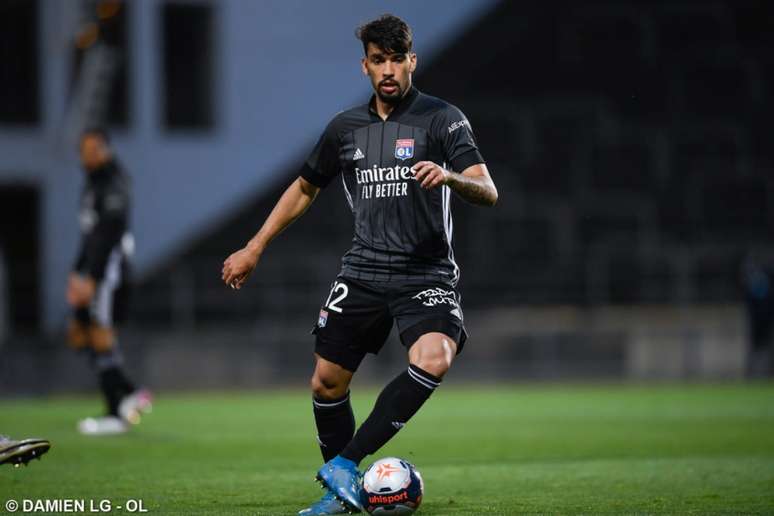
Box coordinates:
[88,341,136,417]
[313,390,356,462]
[340,364,441,465]
[97,365,136,417]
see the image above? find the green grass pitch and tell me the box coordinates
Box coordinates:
[2,383,773,514]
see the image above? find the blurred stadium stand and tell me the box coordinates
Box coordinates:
[134,1,774,314]
[1,0,773,392]
[0,0,498,332]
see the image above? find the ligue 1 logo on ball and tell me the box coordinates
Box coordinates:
[394,139,414,161]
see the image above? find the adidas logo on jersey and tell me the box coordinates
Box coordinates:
[353,148,365,160]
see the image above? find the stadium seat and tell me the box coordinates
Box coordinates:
[575,14,645,63]
[676,59,755,118]
[699,177,770,240]
[589,140,657,193]
[655,7,733,57]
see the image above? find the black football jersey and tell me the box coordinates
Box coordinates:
[301,87,485,286]
[74,159,132,282]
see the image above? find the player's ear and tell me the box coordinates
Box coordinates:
[361,56,369,76]
[409,52,417,73]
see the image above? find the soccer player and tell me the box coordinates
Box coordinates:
[67,128,152,436]
[222,15,497,514]
[0,435,50,466]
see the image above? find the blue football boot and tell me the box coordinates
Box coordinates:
[298,491,348,516]
[316,455,363,513]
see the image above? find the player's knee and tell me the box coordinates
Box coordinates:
[413,354,452,378]
[310,372,348,400]
[410,333,457,378]
[66,319,90,349]
[412,348,454,377]
[311,355,353,399]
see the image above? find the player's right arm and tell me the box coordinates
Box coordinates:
[222,177,320,289]
[68,243,93,308]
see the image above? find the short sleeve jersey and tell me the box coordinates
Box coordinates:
[301,87,485,287]
[75,159,131,282]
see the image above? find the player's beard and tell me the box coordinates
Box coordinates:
[376,80,405,104]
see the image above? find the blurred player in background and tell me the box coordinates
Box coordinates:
[741,253,774,377]
[0,435,50,466]
[67,128,151,436]
[222,15,498,514]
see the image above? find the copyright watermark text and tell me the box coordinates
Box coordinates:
[4,499,147,513]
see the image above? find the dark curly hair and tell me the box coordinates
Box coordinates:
[356,14,413,55]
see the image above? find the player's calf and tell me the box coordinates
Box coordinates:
[339,363,444,466]
[311,356,356,463]
[313,390,355,463]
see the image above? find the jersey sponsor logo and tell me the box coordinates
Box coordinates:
[448,119,471,134]
[353,148,365,161]
[394,138,415,161]
[354,164,415,199]
[412,287,458,307]
[318,309,328,327]
[355,165,414,184]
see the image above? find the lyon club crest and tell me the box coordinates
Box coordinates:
[394,139,414,161]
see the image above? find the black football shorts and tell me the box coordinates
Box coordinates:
[312,275,467,372]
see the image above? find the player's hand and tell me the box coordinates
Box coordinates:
[66,273,96,307]
[412,161,450,190]
[222,247,260,290]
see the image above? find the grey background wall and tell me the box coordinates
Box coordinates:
[1,0,772,392]
[0,0,498,331]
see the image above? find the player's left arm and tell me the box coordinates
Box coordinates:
[412,161,498,207]
[416,104,498,206]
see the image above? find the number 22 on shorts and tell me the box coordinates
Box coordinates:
[324,281,349,313]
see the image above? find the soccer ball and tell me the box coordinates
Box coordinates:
[360,457,424,515]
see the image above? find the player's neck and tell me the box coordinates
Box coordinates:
[374,97,397,121]
[373,85,412,121]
